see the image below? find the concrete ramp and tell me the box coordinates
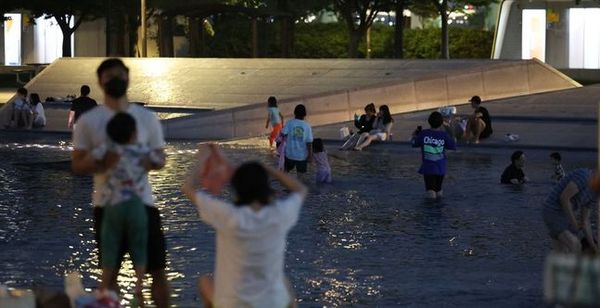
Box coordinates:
[161,58,580,139]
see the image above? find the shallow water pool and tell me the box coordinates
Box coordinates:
[0,133,596,307]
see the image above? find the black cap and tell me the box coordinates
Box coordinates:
[469,96,482,104]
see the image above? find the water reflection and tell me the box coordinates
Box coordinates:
[0,135,597,306]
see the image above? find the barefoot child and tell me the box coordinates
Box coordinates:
[412,111,456,199]
[92,112,159,304]
[182,144,307,308]
[312,138,332,183]
[265,96,284,148]
[281,104,313,175]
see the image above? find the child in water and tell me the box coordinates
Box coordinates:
[501,151,529,184]
[312,138,332,183]
[412,111,456,199]
[550,152,565,182]
[265,96,284,148]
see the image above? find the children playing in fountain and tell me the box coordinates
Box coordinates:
[312,138,332,183]
[501,151,529,184]
[265,96,284,148]
[281,104,313,174]
[412,111,456,199]
[92,112,162,304]
[182,144,307,308]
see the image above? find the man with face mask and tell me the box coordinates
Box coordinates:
[71,58,169,307]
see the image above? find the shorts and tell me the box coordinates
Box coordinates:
[424,174,444,192]
[543,206,577,240]
[375,132,388,141]
[284,157,308,173]
[101,197,148,268]
[94,205,166,272]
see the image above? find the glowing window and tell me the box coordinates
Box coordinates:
[569,8,600,69]
[522,10,546,62]
[4,14,21,65]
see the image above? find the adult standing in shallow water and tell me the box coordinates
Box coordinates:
[68,85,97,129]
[542,168,600,253]
[71,58,169,307]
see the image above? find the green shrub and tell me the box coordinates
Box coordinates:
[293,23,349,58]
[203,19,493,59]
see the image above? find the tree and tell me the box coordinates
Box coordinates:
[392,0,414,58]
[411,0,495,59]
[334,0,390,58]
[25,0,103,57]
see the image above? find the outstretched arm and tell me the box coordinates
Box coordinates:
[264,164,307,197]
[560,182,580,230]
[582,206,598,253]
[71,149,119,175]
[67,111,75,129]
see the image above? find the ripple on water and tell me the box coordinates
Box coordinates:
[0,137,596,306]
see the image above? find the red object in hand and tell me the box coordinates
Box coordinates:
[200,144,233,195]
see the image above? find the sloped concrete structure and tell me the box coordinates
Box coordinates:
[14,57,580,139]
[160,58,580,139]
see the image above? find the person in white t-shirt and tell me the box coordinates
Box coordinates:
[182,144,307,308]
[71,58,169,307]
[29,93,46,128]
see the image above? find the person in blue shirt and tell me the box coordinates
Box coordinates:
[412,111,456,199]
[542,169,600,253]
[281,104,313,174]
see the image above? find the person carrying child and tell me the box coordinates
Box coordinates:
[312,138,332,184]
[182,144,307,308]
[411,111,456,199]
[90,112,161,305]
[281,104,313,174]
[71,58,169,307]
[265,96,284,148]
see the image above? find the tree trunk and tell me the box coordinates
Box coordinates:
[394,0,405,59]
[158,15,174,57]
[440,0,449,59]
[62,30,73,57]
[107,12,127,56]
[348,30,362,58]
[277,0,292,58]
[188,17,201,57]
[252,18,258,58]
[127,14,139,57]
[280,17,290,58]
